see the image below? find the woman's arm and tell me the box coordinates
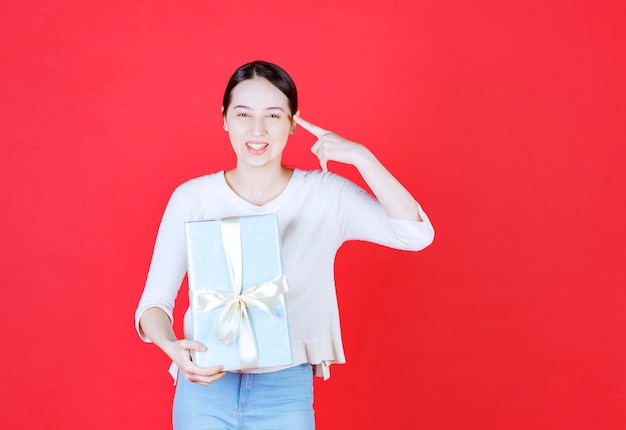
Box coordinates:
[294,114,423,221]
[139,307,226,386]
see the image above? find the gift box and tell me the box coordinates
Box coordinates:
[185,214,292,371]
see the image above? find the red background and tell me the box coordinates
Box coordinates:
[1,1,625,428]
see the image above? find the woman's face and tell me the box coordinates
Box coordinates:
[223,77,294,169]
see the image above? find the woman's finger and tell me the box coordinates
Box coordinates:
[310,138,328,171]
[188,370,227,386]
[317,153,328,172]
[294,113,328,138]
[178,339,207,352]
[180,360,226,383]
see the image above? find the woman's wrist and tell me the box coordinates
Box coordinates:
[352,144,377,172]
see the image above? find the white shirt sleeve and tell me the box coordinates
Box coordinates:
[134,186,190,342]
[323,172,435,251]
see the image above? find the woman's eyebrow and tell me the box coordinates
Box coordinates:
[232,105,285,112]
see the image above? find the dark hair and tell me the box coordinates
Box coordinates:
[222,60,298,116]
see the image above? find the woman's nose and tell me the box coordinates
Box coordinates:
[251,117,266,135]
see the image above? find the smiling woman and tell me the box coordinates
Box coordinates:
[134,60,435,430]
[224,78,294,183]
[221,62,298,205]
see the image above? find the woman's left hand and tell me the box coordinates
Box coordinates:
[294,113,369,172]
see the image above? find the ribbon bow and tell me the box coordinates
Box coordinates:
[190,218,288,369]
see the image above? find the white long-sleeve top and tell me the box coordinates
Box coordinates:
[135,169,434,379]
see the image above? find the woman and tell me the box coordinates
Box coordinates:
[135,60,434,429]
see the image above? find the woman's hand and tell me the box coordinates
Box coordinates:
[294,113,371,172]
[139,307,226,386]
[164,338,227,386]
[294,113,422,221]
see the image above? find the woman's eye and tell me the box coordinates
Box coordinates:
[268,113,280,119]
[237,112,250,118]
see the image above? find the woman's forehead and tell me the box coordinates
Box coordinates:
[229,78,289,108]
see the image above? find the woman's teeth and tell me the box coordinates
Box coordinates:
[247,142,268,150]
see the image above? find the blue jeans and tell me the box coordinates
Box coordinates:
[173,364,315,430]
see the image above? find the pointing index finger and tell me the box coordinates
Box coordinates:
[294,113,328,138]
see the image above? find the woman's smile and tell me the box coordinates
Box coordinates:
[246,140,269,154]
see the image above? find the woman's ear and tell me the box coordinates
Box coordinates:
[222,106,228,131]
[290,111,298,134]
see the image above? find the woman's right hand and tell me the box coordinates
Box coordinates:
[165,339,227,386]
[139,308,227,385]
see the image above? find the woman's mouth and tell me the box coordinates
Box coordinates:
[246,141,269,154]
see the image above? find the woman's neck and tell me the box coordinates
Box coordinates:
[224,165,293,206]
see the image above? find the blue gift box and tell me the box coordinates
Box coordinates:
[185,214,293,371]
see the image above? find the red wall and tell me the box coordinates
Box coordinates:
[1,1,625,428]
